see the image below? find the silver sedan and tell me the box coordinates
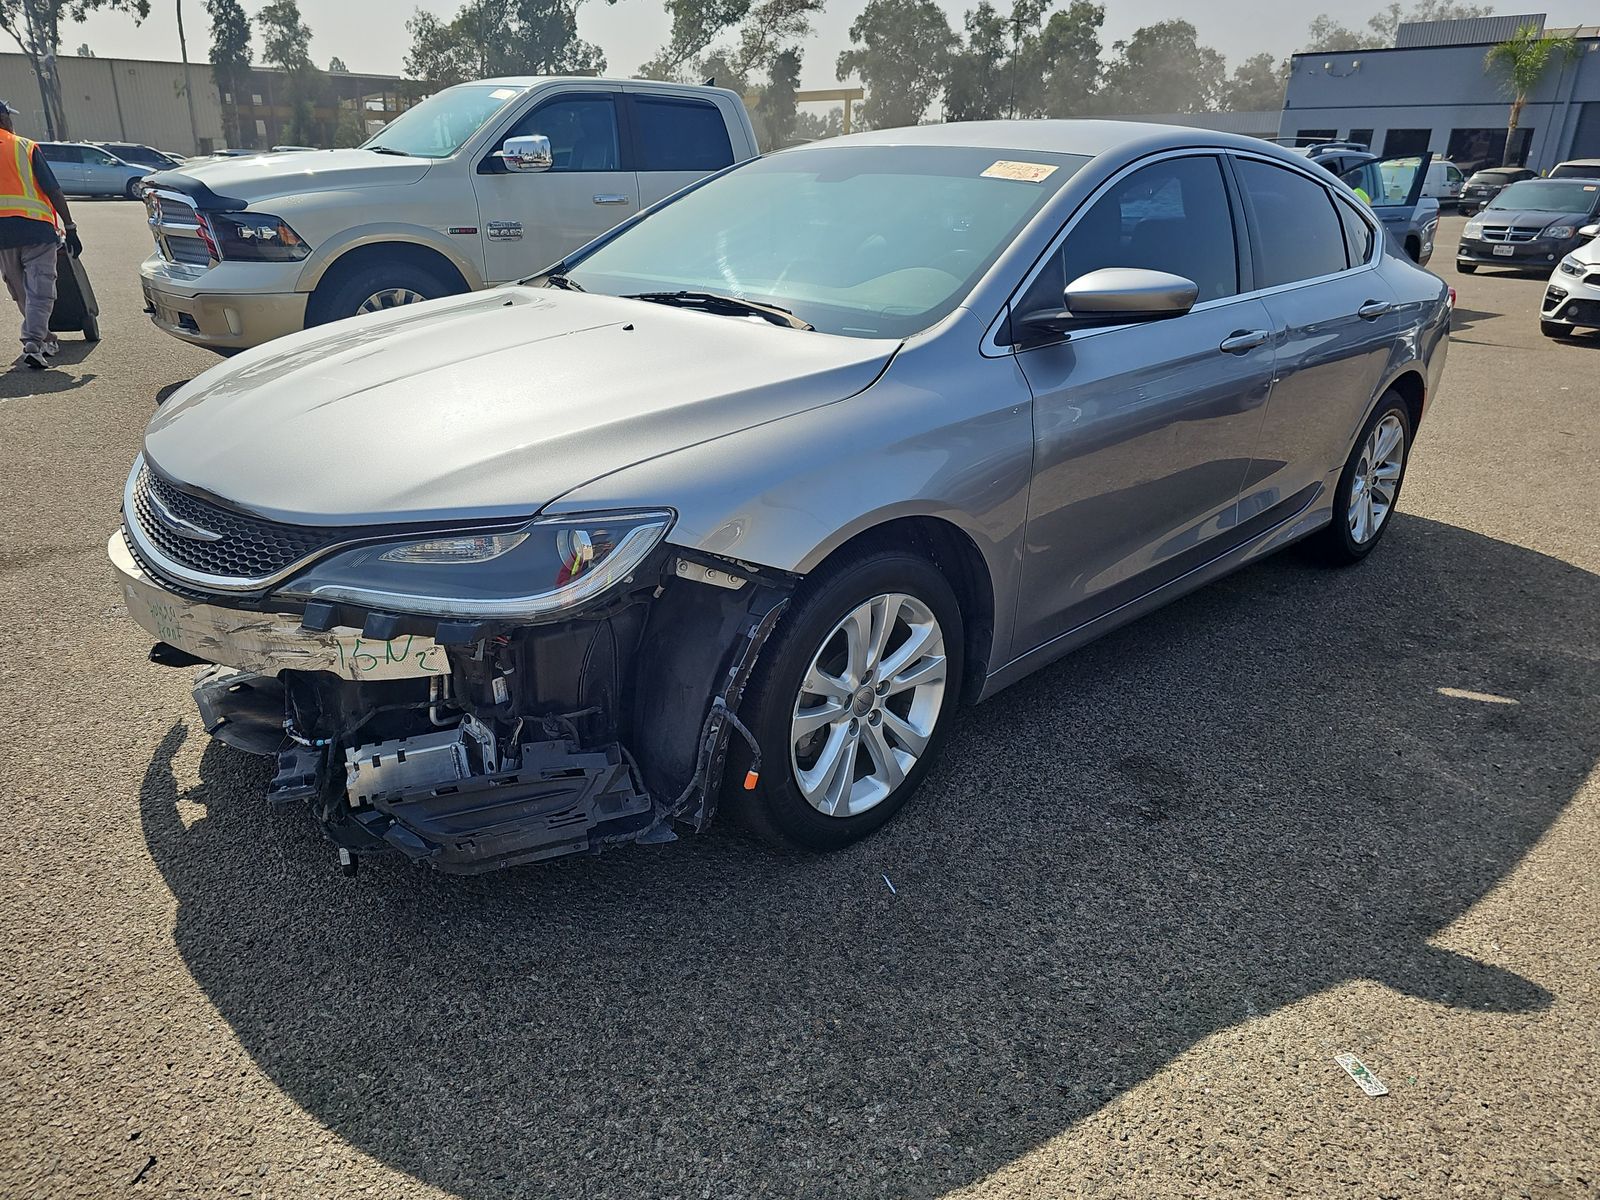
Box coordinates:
[111,120,1451,873]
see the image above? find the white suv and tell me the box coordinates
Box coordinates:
[139,77,758,351]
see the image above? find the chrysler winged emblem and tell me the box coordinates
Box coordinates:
[147,489,223,542]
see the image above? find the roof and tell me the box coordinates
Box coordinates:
[800,119,1274,160]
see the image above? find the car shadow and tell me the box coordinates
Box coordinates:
[1447,305,1495,334]
[137,515,1597,1199]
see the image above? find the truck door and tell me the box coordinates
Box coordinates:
[471,91,640,282]
[625,91,739,208]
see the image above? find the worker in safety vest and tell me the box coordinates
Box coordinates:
[0,100,82,370]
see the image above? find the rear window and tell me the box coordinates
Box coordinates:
[1467,170,1521,185]
[1550,162,1600,180]
[1235,158,1349,287]
[631,97,734,172]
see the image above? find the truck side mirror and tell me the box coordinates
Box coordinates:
[494,135,553,173]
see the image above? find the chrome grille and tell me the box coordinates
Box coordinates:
[145,188,214,267]
[130,466,361,584]
[1478,224,1541,243]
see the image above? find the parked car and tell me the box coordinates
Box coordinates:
[1461,166,1536,212]
[137,76,758,351]
[35,141,148,198]
[110,121,1450,875]
[1457,177,1600,274]
[93,141,185,171]
[1325,151,1439,264]
[1539,221,1600,337]
[1548,158,1600,180]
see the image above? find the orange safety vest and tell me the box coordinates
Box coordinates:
[0,129,60,228]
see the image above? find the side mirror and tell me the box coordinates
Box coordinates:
[494,134,552,173]
[1017,268,1199,340]
[1579,224,1600,239]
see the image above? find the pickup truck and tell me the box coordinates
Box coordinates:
[138,77,758,351]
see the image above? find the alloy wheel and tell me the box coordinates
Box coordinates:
[1348,413,1406,545]
[357,287,428,314]
[789,593,948,818]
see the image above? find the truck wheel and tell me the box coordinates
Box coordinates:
[308,259,460,327]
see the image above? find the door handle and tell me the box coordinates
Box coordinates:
[592,194,630,205]
[1357,299,1393,320]
[1219,329,1270,354]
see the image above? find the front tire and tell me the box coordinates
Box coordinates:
[1307,392,1412,566]
[728,550,964,851]
[307,258,460,327]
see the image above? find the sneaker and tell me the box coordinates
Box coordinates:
[21,342,48,370]
[41,336,60,357]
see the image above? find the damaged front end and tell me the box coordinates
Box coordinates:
[113,459,789,874]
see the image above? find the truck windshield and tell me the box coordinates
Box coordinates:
[563,144,1090,339]
[361,84,524,159]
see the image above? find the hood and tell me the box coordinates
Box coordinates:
[147,149,432,207]
[142,289,898,525]
[1477,207,1592,229]
[1572,235,1600,266]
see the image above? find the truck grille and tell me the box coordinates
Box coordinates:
[145,189,214,267]
[130,465,362,584]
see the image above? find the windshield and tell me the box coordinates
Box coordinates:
[1488,179,1600,212]
[563,145,1089,339]
[361,83,524,159]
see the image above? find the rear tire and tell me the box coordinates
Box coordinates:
[1541,320,1573,339]
[307,257,461,327]
[125,178,142,200]
[1306,391,1412,567]
[726,549,964,852]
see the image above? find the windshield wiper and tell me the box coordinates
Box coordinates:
[364,145,411,156]
[544,273,585,292]
[623,290,813,331]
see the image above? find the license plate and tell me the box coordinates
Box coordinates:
[1493,245,1516,256]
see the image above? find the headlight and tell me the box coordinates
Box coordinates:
[1463,220,1484,238]
[1558,257,1584,276]
[197,211,311,262]
[1542,223,1577,240]
[280,511,674,619]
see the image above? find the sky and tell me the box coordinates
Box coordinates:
[65,0,1600,96]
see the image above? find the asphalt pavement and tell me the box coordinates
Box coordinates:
[1,204,1597,1200]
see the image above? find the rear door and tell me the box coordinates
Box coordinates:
[1231,154,1399,524]
[471,89,639,282]
[626,91,738,208]
[79,145,130,194]
[38,144,84,192]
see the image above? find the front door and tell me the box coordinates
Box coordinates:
[1012,154,1276,653]
[471,91,639,283]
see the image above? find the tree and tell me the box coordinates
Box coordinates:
[206,0,252,146]
[175,1,201,155]
[0,0,151,137]
[1302,1,1493,53]
[942,1,1014,122]
[258,0,324,145]
[1484,21,1576,166]
[1220,51,1287,112]
[792,104,844,141]
[74,40,91,53]
[404,0,609,85]
[748,46,798,147]
[835,0,955,130]
[1098,20,1225,115]
[328,56,347,72]
[1031,0,1103,118]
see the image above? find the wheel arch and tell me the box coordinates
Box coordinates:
[301,227,482,297]
[797,514,997,706]
[1383,367,1426,434]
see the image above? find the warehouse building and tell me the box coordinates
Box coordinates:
[1281,13,1600,174]
[0,52,417,154]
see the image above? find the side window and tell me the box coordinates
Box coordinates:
[1022,155,1239,314]
[1448,165,1465,184]
[1235,158,1349,288]
[85,149,118,166]
[1335,197,1376,266]
[1340,160,1383,206]
[506,95,621,172]
[632,97,734,173]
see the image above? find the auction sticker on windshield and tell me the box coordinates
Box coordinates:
[982,160,1059,183]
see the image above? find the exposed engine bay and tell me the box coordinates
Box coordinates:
[129,540,790,874]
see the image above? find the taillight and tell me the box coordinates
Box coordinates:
[1447,286,1457,310]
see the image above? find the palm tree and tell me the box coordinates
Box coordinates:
[1483,21,1576,167]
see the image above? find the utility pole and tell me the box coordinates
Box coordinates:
[175,0,201,155]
